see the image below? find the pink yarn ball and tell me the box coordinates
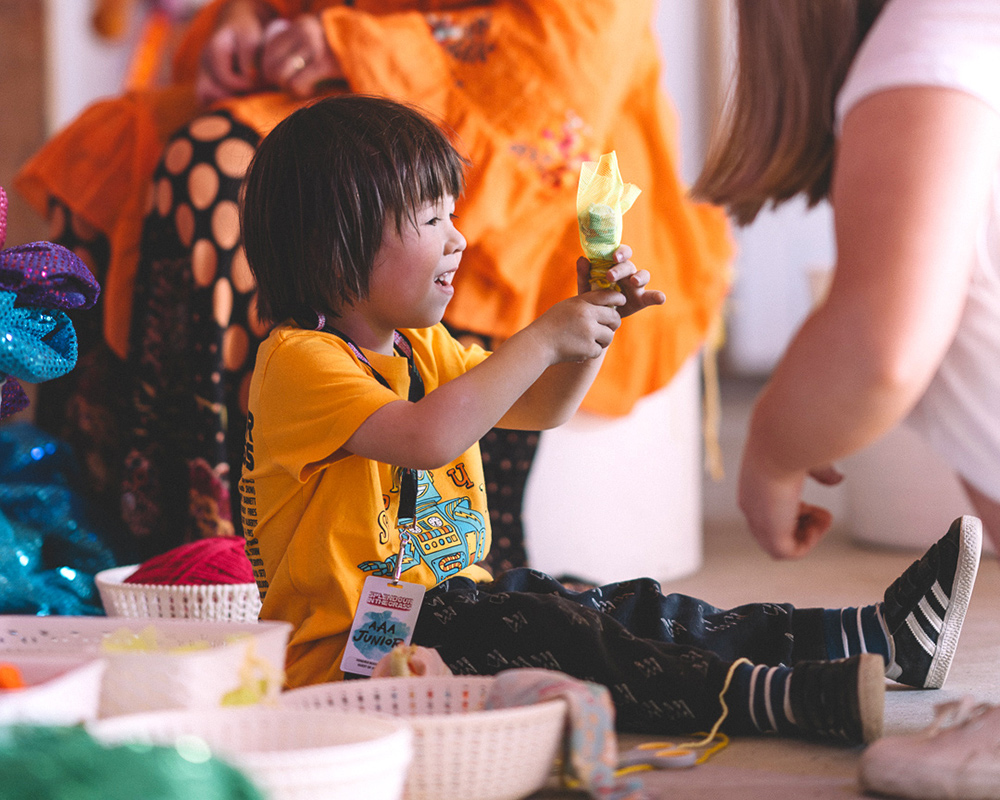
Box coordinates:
[125,536,255,586]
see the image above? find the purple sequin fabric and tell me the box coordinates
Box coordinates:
[0,378,29,418]
[0,242,100,311]
[0,184,98,311]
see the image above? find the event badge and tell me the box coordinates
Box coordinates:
[341,574,425,676]
[342,468,425,676]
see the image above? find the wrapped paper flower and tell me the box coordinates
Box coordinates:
[576,151,641,291]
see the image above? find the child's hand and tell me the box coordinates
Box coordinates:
[530,293,623,364]
[576,245,665,318]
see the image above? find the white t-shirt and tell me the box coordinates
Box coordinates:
[835,0,1000,501]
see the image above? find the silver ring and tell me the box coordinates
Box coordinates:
[289,55,306,73]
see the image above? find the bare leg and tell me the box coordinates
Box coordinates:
[959,477,1000,555]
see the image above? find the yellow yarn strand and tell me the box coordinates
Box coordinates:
[616,657,752,774]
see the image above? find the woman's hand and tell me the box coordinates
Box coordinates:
[739,442,844,559]
[196,1,271,105]
[261,15,345,99]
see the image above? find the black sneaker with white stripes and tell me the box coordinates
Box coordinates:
[882,515,982,689]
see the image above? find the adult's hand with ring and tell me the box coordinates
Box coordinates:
[261,15,345,99]
[196,0,273,105]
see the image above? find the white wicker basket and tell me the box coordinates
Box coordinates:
[281,676,567,800]
[0,615,291,717]
[89,706,413,800]
[0,655,106,725]
[95,564,263,623]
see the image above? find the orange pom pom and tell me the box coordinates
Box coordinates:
[0,662,26,690]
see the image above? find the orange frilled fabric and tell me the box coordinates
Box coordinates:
[16,0,732,416]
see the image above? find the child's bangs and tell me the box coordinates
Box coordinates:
[391,124,467,222]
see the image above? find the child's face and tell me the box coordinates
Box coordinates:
[364,194,466,333]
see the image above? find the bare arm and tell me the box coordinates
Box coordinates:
[740,86,1000,558]
[342,291,623,470]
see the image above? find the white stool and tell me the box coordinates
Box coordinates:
[522,356,703,584]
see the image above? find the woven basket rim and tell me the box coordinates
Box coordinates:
[89,706,412,754]
[95,564,258,591]
[282,675,569,723]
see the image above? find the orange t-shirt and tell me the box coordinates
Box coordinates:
[241,323,491,685]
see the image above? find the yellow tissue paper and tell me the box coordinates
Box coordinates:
[576,151,641,291]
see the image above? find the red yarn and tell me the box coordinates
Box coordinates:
[124,536,255,586]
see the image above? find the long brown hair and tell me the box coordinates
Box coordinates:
[693,0,888,225]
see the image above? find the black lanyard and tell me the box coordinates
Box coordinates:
[322,325,424,526]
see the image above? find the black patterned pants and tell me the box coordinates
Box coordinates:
[413,568,828,734]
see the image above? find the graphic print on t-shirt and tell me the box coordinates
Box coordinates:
[358,467,486,583]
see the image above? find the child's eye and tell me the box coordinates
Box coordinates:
[450,213,459,221]
[425,217,441,226]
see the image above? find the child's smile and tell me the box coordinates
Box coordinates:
[434,268,456,288]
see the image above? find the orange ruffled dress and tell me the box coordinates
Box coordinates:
[17,0,731,418]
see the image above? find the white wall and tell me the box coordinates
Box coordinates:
[44,0,143,133]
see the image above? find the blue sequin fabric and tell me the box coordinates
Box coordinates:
[0,185,113,615]
[0,422,116,615]
[0,292,77,383]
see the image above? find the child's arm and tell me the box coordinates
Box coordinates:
[342,288,623,470]
[343,247,663,469]
[498,245,665,430]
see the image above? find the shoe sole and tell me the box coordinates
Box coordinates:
[857,653,886,744]
[923,515,982,688]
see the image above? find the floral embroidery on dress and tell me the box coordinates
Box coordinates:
[426,13,496,63]
[510,111,595,189]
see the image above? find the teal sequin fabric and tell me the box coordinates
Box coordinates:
[0,292,76,383]
[0,186,113,615]
[0,423,116,615]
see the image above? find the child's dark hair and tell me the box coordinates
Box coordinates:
[241,95,468,325]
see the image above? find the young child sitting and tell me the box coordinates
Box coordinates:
[238,94,982,745]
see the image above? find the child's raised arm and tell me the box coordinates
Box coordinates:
[342,290,618,469]
[498,245,665,430]
[342,247,663,469]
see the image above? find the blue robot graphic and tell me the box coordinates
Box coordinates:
[359,468,486,583]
